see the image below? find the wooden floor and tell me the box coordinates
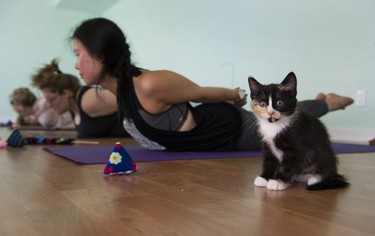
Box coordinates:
[0,128,374,236]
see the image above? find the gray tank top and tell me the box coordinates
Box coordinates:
[137,102,189,131]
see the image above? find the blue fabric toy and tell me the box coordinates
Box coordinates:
[6,129,26,147]
[103,142,138,175]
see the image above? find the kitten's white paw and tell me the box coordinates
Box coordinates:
[254,176,268,187]
[307,175,322,185]
[267,179,289,190]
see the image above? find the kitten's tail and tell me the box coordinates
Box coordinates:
[306,174,349,191]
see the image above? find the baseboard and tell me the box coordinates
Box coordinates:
[328,128,374,145]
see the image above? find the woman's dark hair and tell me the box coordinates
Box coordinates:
[71,17,140,119]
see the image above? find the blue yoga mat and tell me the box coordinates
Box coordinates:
[45,143,375,165]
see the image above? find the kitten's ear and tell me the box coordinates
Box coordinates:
[248,76,261,99]
[280,72,297,96]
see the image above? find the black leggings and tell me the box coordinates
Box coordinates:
[235,99,328,150]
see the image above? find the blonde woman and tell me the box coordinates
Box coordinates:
[31,59,129,138]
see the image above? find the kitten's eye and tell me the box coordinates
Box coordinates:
[276,101,284,107]
[259,101,267,108]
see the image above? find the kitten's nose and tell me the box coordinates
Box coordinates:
[268,111,275,116]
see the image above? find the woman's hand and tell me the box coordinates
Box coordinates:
[23,115,40,125]
[226,88,248,107]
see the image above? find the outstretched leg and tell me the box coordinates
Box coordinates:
[298,93,353,118]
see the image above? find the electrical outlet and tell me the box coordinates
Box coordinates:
[356,90,366,107]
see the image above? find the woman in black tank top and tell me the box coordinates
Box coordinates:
[68,18,353,151]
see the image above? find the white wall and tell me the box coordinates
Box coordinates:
[0,0,92,122]
[1,0,374,142]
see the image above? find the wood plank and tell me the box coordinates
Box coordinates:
[0,127,375,235]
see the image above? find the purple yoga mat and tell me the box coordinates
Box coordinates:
[46,145,262,164]
[45,143,375,165]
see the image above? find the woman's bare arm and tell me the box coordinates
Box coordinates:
[138,70,247,105]
[80,87,118,117]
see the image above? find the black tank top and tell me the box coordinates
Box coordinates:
[124,84,243,151]
[137,101,188,131]
[71,86,129,138]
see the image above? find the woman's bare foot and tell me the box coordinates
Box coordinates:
[325,93,354,111]
[315,92,327,100]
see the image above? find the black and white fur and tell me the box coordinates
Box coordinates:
[248,72,349,191]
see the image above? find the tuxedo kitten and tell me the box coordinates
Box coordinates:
[248,72,349,191]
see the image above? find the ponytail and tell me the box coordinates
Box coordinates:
[31,58,80,95]
[115,48,141,119]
